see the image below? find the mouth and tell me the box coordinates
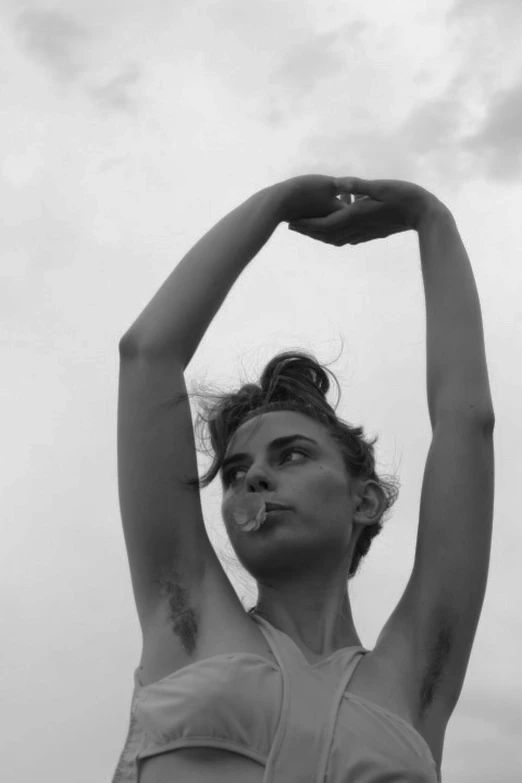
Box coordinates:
[265,503,290,513]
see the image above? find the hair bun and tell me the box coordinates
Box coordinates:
[260,350,331,408]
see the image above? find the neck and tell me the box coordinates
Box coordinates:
[253,582,362,658]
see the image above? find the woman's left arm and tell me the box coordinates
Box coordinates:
[416,203,495,428]
[289,180,496,729]
[288,175,495,427]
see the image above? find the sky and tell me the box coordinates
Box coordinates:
[1,0,521,781]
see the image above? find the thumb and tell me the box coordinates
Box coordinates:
[330,196,349,212]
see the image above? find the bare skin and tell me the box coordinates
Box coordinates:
[220,410,387,658]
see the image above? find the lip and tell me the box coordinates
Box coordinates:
[265,502,290,512]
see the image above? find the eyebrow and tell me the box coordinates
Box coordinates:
[221,434,319,473]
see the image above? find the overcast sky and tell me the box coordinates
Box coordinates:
[2,1,521,781]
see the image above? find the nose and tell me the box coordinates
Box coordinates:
[245,465,273,492]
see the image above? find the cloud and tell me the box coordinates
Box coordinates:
[399,94,463,157]
[15,9,91,83]
[13,9,142,114]
[449,0,522,21]
[261,21,367,128]
[294,4,522,188]
[461,81,522,181]
[442,0,522,181]
[88,63,142,113]
[296,72,521,191]
[272,23,365,101]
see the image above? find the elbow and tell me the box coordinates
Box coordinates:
[118,332,141,359]
[435,404,496,433]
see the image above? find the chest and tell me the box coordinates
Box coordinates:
[139,611,442,776]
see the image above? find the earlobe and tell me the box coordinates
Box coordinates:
[353,508,379,527]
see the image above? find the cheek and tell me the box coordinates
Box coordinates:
[305,468,351,516]
[307,464,346,495]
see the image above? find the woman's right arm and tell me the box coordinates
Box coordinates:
[116,175,342,634]
[119,184,286,367]
[116,184,288,635]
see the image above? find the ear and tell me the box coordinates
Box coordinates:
[353,480,387,526]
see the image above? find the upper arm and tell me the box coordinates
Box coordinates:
[411,411,495,711]
[117,340,217,634]
[374,411,495,750]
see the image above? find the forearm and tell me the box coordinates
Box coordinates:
[417,203,495,426]
[119,185,285,368]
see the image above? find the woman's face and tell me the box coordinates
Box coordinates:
[220,411,377,582]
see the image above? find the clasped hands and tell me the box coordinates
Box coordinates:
[278,175,443,246]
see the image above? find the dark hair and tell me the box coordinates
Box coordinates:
[177,346,400,581]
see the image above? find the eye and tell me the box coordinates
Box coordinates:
[224,447,309,485]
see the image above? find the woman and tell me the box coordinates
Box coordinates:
[112,176,495,782]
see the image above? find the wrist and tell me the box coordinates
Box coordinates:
[415,198,453,232]
[266,181,293,223]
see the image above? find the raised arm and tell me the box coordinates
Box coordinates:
[286,177,496,769]
[119,174,344,366]
[119,186,282,366]
[116,174,345,636]
[287,175,495,422]
[416,203,494,423]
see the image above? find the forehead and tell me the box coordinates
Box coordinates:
[225,410,328,456]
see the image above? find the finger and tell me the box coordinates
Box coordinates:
[330,198,350,213]
[348,235,371,245]
[288,227,330,243]
[291,197,347,229]
[290,203,352,231]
